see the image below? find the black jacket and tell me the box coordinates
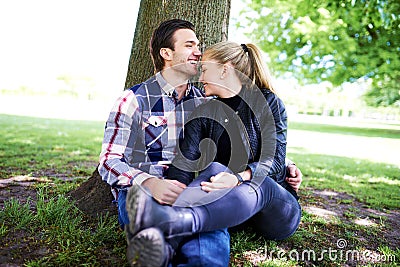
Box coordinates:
[169,87,296,197]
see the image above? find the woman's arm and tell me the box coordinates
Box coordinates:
[247,91,288,184]
[168,108,209,185]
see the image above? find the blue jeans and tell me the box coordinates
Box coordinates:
[117,190,230,267]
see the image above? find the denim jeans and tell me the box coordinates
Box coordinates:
[170,229,230,267]
[117,189,230,267]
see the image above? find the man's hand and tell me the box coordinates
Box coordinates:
[142,178,187,205]
[285,164,302,192]
[200,172,237,192]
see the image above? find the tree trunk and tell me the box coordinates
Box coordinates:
[69,0,231,218]
[67,166,117,218]
[124,0,231,88]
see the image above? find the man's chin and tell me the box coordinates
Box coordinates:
[172,64,198,78]
[187,67,199,77]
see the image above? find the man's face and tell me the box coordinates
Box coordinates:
[166,29,201,77]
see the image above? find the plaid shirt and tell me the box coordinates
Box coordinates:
[98,72,206,190]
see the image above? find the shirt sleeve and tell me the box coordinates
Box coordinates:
[98,90,155,188]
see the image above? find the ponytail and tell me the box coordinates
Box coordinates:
[245,43,276,94]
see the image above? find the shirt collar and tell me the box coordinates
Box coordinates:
[155,72,191,98]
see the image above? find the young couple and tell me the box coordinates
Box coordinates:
[98,19,302,267]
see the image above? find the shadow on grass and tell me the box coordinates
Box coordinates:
[288,151,400,210]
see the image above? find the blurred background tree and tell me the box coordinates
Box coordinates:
[239,0,400,107]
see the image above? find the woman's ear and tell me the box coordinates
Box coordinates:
[160,48,173,61]
[220,64,229,79]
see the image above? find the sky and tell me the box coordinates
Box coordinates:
[0,0,248,96]
[0,0,139,94]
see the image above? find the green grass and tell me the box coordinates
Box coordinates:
[0,114,399,266]
[289,153,399,209]
[287,120,400,210]
[0,114,103,178]
[0,187,125,266]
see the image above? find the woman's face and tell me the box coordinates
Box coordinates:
[199,57,226,97]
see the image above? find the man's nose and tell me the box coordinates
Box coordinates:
[194,46,202,56]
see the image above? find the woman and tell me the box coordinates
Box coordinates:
[126,42,301,267]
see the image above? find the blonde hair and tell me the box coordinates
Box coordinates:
[203,41,276,93]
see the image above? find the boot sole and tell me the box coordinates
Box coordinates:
[126,184,147,235]
[126,227,165,267]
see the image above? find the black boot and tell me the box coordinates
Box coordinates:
[126,227,174,267]
[126,184,195,239]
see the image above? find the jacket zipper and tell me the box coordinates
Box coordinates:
[235,111,255,160]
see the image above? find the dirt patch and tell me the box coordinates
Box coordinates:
[0,178,39,209]
[0,182,48,266]
[302,188,400,251]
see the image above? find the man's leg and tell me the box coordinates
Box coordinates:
[172,230,230,267]
[117,189,129,228]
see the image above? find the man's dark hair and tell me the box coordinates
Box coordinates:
[150,19,195,73]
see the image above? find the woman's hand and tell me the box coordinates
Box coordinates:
[200,172,238,192]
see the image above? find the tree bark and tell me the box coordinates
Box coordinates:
[70,0,231,218]
[124,0,231,88]
[67,166,117,218]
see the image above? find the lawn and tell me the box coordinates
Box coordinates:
[0,114,399,266]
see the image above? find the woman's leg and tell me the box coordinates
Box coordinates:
[248,183,301,240]
[127,167,300,239]
[127,164,300,266]
[125,170,231,267]
[174,162,231,208]
[191,176,301,235]
[171,162,231,267]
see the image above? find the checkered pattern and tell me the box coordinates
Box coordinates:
[98,72,206,190]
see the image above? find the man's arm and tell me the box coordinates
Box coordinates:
[98,90,186,204]
[141,178,186,205]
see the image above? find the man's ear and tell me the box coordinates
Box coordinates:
[160,48,173,61]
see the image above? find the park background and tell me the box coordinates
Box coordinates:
[1,0,399,122]
[0,0,399,266]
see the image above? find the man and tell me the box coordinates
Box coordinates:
[98,19,302,267]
